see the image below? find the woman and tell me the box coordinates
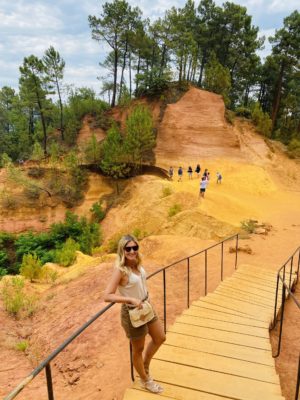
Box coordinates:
[104,234,165,393]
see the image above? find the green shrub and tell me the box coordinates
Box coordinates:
[288,138,300,158]
[15,340,29,352]
[1,193,17,209]
[0,267,7,278]
[235,106,251,118]
[90,201,105,222]
[23,186,40,200]
[107,232,124,253]
[20,254,42,282]
[225,109,235,124]
[168,203,182,217]
[161,186,172,197]
[240,219,257,233]
[1,276,37,318]
[251,103,272,137]
[131,228,148,240]
[55,238,79,267]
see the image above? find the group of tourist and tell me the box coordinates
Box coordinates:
[168,164,222,198]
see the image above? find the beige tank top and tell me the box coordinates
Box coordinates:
[118,267,148,301]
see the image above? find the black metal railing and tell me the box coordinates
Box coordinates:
[4,234,239,400]
[271,246,300,400]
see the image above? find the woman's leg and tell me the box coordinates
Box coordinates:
[143,319,166,373]
[131,336,147,381]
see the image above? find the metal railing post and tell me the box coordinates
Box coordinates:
[289,256,293,291]
[129,342,134,381]
[187,258,190,308]
[297,249,300,285]
[271,274,280,330]
[221,241,224,281]
[205,250,208,296]
[163,269,167,333]
[235,234,239,269]
[45,364,54,400]
[295,354,300,400]
[274,283,286,358]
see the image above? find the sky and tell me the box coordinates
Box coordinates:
[0,0,299,97]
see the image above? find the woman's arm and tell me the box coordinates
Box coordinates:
[104,269,142,308]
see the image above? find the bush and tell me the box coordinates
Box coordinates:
[15,232,55,266]
[240,219,257,234]
[161,186,172,198]
[23,186,40,200]
[20,254,42,282]
[225,109,235,124]
[168,203,182,217]
[1,193,17,210]
[15,340,29,352]
[0,267,7,277]
[90,201,106,222]
[1,276,37,318]
[235,107,251,118]
[55,238,79,267]
[27,168,44,178]
[131,228,148,240]
[107,232,124,253]
[288,138,300,158]
[251,103,272,137]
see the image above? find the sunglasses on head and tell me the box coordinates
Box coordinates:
[124,244,139,252]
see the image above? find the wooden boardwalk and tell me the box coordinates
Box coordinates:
[123,264,288,400]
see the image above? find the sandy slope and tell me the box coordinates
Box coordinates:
[1,88,300,400]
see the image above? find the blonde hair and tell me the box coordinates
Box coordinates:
[115,234,142,275]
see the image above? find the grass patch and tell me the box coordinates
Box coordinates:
[15,340,29,352]
[161,186,173,198]
[168,203,182,217]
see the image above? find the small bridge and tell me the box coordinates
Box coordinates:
[124,265,291,400]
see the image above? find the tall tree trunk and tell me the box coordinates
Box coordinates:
[111,45,118,107]
[135,53,141,93]
[179,55,183,82]
[271,61,285,133]
[129,51,132,97]
[198,48,207,87]
[55,77,64,140]
[187,56,192,81]
[119,39,128,102]
[159,44,167,77]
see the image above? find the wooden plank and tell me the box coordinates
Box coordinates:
[176,314,269,338]
[226,276,280,295]
[183,306,269,329]
[233,271,278,288]
[168,322,272,350]
[219,281,277,303]
[165,332,275,366]
[155,345,279,384]
[203,295,272,319]
[238,265,279,277]
[192,299,269,322]
[214,288,274,308]
[206,292,274,314]
[124,382,234,400]
[150,359,283,400]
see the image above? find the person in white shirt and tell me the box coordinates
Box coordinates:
[199,176,208,198]
[104,234,165,393]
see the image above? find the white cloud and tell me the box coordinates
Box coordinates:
[267,0,299,13]
[0,3,62,30]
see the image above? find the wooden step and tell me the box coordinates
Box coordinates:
[168,321,272,350]
[214,287,275,308]
[218,281,277,303]
[155,345,279,384]
[149,359,283,400]
[176,314,269,338]
[165,332,275,366]
[183,306,269,329]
